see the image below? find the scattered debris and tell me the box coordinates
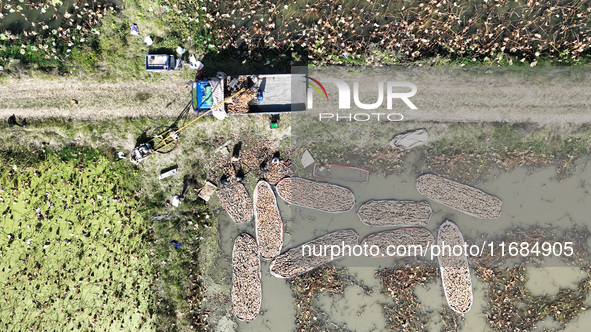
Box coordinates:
[214,140,232,155]
[301,150,315,168]
[232,233,262,322]
[416,174,503,219]
[438,220,473,314]
[270,114,279,128]
[170,240,181,248]
[276,177,355,213]
[289,267,346,331]
[152,215,170,221]
[270,229,359,279]
[143,35,153,46]
[377,262,438,331]
[129,142,152,164]
[158,166,178,180]
[361,228,434,257]
[171,195,182,207]
[198,181,217,202]
[313,164,369,183]
[357,200,432,226]
[254,181,283,260]
[389,129,428,150]
[189,55,204,69]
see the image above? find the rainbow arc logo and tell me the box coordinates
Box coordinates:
[305,77,328,100]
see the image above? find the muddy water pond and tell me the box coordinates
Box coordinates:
[215,152,591,331]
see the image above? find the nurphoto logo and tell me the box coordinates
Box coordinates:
[306,77,418,122]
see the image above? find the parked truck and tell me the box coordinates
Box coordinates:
[192,74,306,118]
[130,71,307,163]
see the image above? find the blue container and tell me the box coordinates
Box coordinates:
[193,81,213,110]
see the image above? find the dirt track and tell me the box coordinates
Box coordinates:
[1,68,590,124]
[305,67,591,125]
[0,77,191,120]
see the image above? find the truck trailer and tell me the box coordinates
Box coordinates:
[192,74,307,117]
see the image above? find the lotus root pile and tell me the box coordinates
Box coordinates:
[232,233,262,321]
[416,174,502,219]
[360,228,434,258]
[269,230,359,279]
[357,200,432,226]
[217,181,253,224]
[437,221,473,314]
[254,180,283,259]
[275,177,355,212]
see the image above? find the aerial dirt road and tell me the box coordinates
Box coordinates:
[1,68,590,124]
[0,77,192,120]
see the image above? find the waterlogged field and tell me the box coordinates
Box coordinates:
[0,148,156,330]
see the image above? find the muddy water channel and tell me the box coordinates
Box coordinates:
[216,152,591,331]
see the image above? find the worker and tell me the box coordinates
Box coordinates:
[220,174,231,186]
[7,114,26,127]
[234,168,245,183]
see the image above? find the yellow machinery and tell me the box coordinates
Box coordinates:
[129,88,245,164]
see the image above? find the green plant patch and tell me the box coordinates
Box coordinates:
[0,147,155,330]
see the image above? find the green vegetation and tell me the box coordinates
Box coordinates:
[0,112,280,330]
[93,0,213,81]
[0,144,210,331]
[0,146,155,330]
[147,197,207,331]
[0,0,212,79]
[0,1,106,72]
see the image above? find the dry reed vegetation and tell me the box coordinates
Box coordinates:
[207,0,591,64]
